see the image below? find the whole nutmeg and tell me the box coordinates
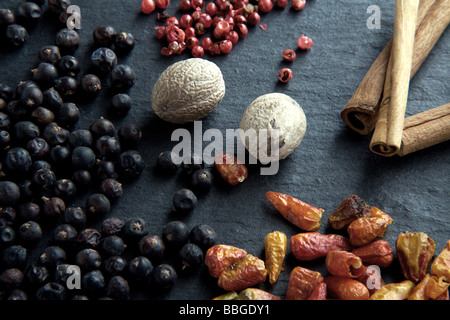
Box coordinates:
[239,93,307,161]
[151,58,225,124]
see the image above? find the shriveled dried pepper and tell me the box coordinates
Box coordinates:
[369,280,415,300]
[408,273,431,300]
[425,275,450,300]
[347,206,393,247]
[326,250,366,278]
[431,240,450,281]
[290,232,352,261]
[205,244,247,278]
[306,282,327,300]
[217,254,267,291]
[237,288,281,300]
[328,195,371,230]
[264,231,287,285]
[265,191,324,231]
[285,266,324,300]
[214,153,248,186]
[351,240,394,268]
[396,232,435,282]
[324,276,370,300]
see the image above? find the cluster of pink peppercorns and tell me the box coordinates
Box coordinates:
[279,34,313,83]
[141,0,309,58]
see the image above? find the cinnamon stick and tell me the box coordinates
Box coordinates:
[399,104,450,156]
[340,0,437,135]
[369,0,420,156]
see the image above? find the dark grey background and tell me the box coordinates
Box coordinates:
[0,0,448,300]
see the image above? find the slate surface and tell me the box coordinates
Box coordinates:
[0,0,448,300]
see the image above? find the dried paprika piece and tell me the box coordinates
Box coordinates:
[205,244,247,278]
[431,240,450,281]
[325,250,366,278]
[324,276,370,300]
[306,282,327,300]
[217,254,267,291]
[369,280,416,300]
[285,266,324,300]
[290,232,352,261]
[328,194,371,230]
[351,240,394,268]
[265,191,324,231]
[237,288,281,300]
[396,232,435,282]
[424,275,450,299]
[214,153,248,186]
[347,206,393,247]
[264,231,287,285]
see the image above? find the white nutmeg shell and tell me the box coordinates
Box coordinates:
[151,58,226,124]
[239,93,307,161]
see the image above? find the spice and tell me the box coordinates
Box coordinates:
[290,232,352,261]
[306,282,327,300]
[297,34,313,50]
[205,244,247,278]
[264,231,287,285]
[237,288,281,300]
[326,250,366,278]
[265,192,323,231]
[351,240,394,268]
[325,276,370,300]
[214,153,248,186]
[278,68,293,83]
[217,254,267,291]
[396,232,436,282]
[347,206,393,247]
[369,280,415,300]
[431,240,450,281]
[282,49,296,62]
[328,194,371,230]
[285,266,324,300]
[291,0,306,11]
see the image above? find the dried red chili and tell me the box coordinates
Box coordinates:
[328,194,371,230]
[214,153,248,186]
[306,282,327,300]
[326,250,366,278]
[285,266,324,300]
[217,254,267,291]
[351,240,394,268]
[205,244,247,278]
[264,231,287,285]
[325,276,370,300]
[266,192,324,231]
[290,232,352,261]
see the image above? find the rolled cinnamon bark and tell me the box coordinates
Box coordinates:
[369,0,420,156]
[340,0,439,135]
[399,104,450,156]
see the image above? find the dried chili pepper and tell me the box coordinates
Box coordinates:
[396,232,435,282]
[217,254,267,291]
[212,291,239,300]
[369,280,416,300]
[290,232,352,261]
[237,288,281,300]
[285,266,324,300]
[326,250,366,278]
[351,240,394,268]
[328,195,371,230]
[306,282,327,300]
[347,206,393,247]
[264,231,287,285]
[265,191,324,231]
[205,244,247,278]
[408,273,431,300]
[431,240,450,281]
[425,275,450,299]
[324,276,370,300]
[214,153,248,186]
